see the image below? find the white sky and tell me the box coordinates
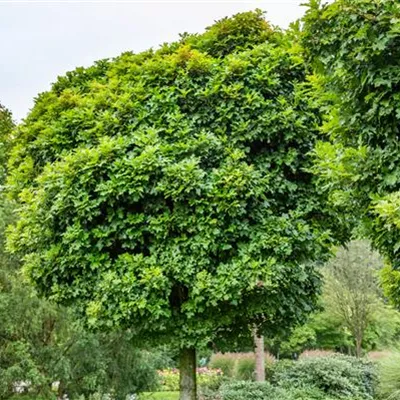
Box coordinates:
[1,0,308,121]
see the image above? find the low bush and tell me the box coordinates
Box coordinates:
[198,385,223,400]
[283,386,340,400]
[219,381,335,400]
[269,359,294,379]
[272,354,376,400]
[220,381,282,400]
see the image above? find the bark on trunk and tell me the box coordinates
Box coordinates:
[355,335,362,358]
[179,347,196,400]
[254,333,265,382]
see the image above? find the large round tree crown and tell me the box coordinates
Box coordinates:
[9,10,334,347]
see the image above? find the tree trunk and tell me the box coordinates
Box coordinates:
[254,333,265,382]
[179,347,196,400]
[355,335,362,358]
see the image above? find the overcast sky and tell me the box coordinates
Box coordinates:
[1,0,309,121]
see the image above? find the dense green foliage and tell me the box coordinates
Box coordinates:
[6,2,400,399]
[7,11,338,352]
[272,355,376,400]
[303,0,400,303]
[217,357,377,400]
[0,267,167,399]
[0,104,166,399]
[0,103,13,185]
[220,381,335,400]
[0,103,17,275]
[0,288,161,399]
[220,381,284,400]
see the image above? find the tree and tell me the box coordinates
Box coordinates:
[323,241,381,357]
[0,276,162,399]
[303,0,400,304]
[273,240,400,358]
[8,11,339,399]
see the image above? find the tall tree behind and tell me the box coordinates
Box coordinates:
[303,0,400,305]
[324,240,382,357]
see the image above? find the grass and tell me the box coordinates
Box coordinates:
[139,392,179,400]
[377,352,400,400]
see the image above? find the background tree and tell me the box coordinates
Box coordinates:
[272,240,400,358]
[303,0,400,304]
[323,241,381,357]
[7,11,340,399]
[0,280,163,399]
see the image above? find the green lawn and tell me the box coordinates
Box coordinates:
[140,392,179,400]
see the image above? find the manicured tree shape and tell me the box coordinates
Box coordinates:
[303,0,400,303]
[8,11,337,399]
